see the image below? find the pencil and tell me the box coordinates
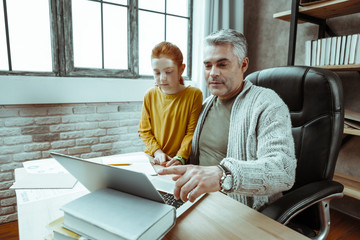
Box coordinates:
[109,163,131,166]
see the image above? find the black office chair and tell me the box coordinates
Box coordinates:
[246,66,344,240]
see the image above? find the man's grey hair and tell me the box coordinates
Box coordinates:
[204,29,248,64]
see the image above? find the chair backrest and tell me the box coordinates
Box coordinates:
[246,66,344,191]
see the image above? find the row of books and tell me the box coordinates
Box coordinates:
[305,33,360,67]
[344,109,360,131]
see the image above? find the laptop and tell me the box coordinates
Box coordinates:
[50,152,203,217]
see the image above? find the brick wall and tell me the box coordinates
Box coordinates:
[0,102,145,224]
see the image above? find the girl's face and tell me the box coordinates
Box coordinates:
[151,57,185,94]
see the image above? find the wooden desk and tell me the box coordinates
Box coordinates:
[164,192,309,240]
[13,154,309,240]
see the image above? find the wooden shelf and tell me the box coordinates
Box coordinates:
[334,172,360,200]
[274,0,360,22]
[317,64,360,71]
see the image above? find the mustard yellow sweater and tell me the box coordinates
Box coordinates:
[138,86,203,160]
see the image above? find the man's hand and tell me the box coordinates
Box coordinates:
[157,165,223,202]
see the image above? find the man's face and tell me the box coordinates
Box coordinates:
[203,44,248,100]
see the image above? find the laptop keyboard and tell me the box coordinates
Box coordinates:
[159,191,185,209]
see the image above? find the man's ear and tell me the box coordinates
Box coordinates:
[241,57,249,73]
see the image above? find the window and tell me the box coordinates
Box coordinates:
[0,0,193,78]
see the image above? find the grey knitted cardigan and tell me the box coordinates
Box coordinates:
[189,80,296,210]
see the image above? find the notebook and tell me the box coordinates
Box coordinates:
[50,152,203,217]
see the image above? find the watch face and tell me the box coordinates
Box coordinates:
[222,175,233,191]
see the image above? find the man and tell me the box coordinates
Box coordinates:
[158,29,296,211]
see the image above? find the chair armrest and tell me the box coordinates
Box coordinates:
[261,180,344,224]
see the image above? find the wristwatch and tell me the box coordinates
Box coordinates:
[218,164,233,192]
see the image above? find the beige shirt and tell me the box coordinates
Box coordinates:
[199,97,236,166]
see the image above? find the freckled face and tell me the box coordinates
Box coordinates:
[151,57,185,94]
[203,44,248,100]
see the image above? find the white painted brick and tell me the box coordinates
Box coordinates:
[0,172,13,181]
[0,180,16,190]
[0,206,15,215]
[4,117,34,127]
[35,116,61,125]
[107,127,127,135]
[76,138,99,146]
[51,140,76,149]
[77,122,98,130]
[99,121,119,129]
[60,131,84,140]
[0,146,23,155]
[113,141,132,149]
[0,197,16,206]
[97,105,118,113]
[120,133,141,141]
[119,119,140,127]
[62,115,86,123]
[86,114,109,122]
[48,107,73,115]
[0,155,13,163]
[50,123,77,132]
[3,135,32,145]
[19,108,47,117]
[21,126,49,135]
[73,106,96,114]
[68,146,91,155]
[0,213,18,224]
[0,109,19,117]
[13,151,42,161]
[118,102,143,112]
[0,128,21,137]
[83,129,106,138]
[99,135,121,143]
[127,126,140,133]
[108,112,130,120]
[81,152,102,159]
[42,149,68,158]
[91,143,113,152]
[0,189,15,198]
[24,142,51,152]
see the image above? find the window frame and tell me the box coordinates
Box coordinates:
[0,0,193,79]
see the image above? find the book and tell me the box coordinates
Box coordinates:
[340,35,347,65]
[47,217,89,240]
[324,37,332,66]
[344,34,352,65]
[349,34,359,64]
[61,188,176,240]
[335,36,342,65]
[311,40,317,66]
[320,38,327,66]
[316,39,322,66]
[356,34,360,64]
[330,36,337,65]
[305,40,312,66]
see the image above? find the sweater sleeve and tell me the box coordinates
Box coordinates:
[221,95,296,196]
[176,90,203,160]
[138,93,161,156]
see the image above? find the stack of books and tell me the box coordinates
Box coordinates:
[305,33,360,67]
[344,109,360,131]
[48,188,176,240]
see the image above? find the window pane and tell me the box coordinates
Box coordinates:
[166,16,188,76]
[167,0,189,17]
[7,0,52,71]
[103,4,128,69]
[139,11,165,75]
[138,0,164,12]
[0,1,8,70]
[106,0,127,5]
[72,0,102,68]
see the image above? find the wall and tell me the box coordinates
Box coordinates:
[244,0,360,218]
[0,102,144,223]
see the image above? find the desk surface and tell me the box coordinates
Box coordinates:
[14,154,309,240]
[164,192,309,240]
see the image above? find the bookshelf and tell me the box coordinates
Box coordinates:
[274,0,360,200]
